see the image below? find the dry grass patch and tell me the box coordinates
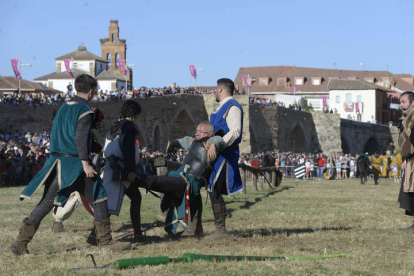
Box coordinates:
[1,178,414,275]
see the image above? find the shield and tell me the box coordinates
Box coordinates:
[294,164,306,179]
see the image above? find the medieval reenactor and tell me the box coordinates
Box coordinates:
[131,121,225,237]
[356,153,371,184]
[397,91,414,232]
[369,152,382,185]
[11,74,130,255]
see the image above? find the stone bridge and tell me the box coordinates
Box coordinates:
[0,94,398,155]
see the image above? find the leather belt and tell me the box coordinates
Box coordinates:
[51,153,78,157]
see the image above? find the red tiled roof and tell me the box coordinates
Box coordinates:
[234,66,414,93]
[0,76,62,93]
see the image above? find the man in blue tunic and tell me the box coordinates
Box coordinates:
[11,74,130,255]
[206,78,243,240]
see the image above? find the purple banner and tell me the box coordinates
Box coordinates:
[355,102,360,113]
[64,59,73,78]
[242,75,251,88]
[11,59,22,79]
[322,96,327,107]
[189,65,197,79]
[119,60,127,75]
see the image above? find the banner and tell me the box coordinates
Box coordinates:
[189,65,197,79]
[344,102,354,112]
[11,59,22,79]
[64,59,73,78]
[322,96,327,107]
[242,75,251,88]
[355,102,360,113]
[119,60,128,75]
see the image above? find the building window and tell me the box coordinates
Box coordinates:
[357,95,362,102]
[278,78,286,86]
[336,96,340,103]
[295,78,304,85]
[112,34,115,43]
[260,78,268,86]
[312,78,321,85]
[364,77,374,83]
[346,93,352,102]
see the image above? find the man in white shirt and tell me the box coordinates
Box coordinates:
[206,78,243,240]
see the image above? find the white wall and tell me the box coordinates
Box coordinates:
[57,60,94,74]
[274,94,304,107]
[329,89,377,123]
[97,80,117,92]
[306,98,323,111]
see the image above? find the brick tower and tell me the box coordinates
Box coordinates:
[100,20,132,89]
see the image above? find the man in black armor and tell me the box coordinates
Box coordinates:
[131,121,225,237]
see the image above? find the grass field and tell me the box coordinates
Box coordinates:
[1,177,414,275]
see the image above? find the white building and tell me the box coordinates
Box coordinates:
[34,45,127,94]
[328,79,400,125]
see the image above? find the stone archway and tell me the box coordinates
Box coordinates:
[153,125,161,152]
[168,110,195,143]
[288,124,308,154]
[363,137,380,155]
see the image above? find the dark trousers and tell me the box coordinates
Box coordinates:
[28,167,108,223]
[209,169,226,204]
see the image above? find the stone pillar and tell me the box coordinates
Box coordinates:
[311,113,341,155]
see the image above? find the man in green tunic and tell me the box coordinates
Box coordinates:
[11,74,130,255]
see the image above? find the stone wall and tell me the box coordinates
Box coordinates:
[311,113,342,154]
[0,96,397,155]
[340,119,394,155]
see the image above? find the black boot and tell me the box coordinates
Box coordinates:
[398,220,414,232]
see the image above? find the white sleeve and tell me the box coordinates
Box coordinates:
[223,105,242,147]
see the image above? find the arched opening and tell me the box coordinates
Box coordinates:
[341,135,350,154]
[363,137,380,155]
[115,53,120,67]
[288,125,307,154]
[107,53,111,67]
[112,33,115,43]
[168,110,195,143]
[154,126,161,152]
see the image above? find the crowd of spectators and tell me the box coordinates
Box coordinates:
[0,127,400,187]
[0,92,66,107]
[238,150,400,181]
[0,129,51,186]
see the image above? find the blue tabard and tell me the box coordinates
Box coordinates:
[20,101,107,207]
[208,98,243,195]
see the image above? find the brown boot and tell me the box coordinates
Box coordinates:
[11,218,40,255]
[181,195,203,238]
[205,203,227,240]
[51,221,65,232]
[93,218,131,251]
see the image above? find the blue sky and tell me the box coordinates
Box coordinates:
[1,0,414,88]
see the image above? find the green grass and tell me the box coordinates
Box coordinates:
[1,177,414,275]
